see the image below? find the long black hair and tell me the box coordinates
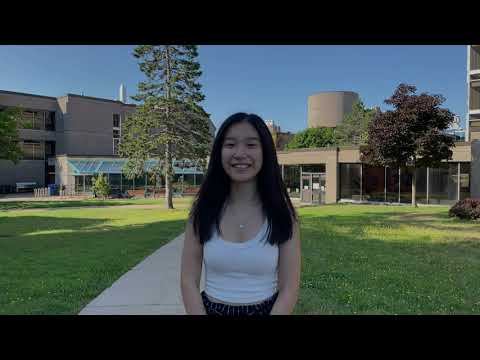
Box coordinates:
[190,112,297,245]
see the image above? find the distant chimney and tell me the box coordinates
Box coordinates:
[119,84,126,103]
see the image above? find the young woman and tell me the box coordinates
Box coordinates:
[180,113,301,316]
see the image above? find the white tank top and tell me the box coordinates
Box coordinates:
[203,219,279,304]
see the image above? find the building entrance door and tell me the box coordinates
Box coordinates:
[301,172,326,204]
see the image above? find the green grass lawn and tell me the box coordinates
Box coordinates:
[294,204,480,315]
[0,197,192,211]
[0,197,193,315]
[1,199,479,314]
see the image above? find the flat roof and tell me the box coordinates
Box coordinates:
[65,94,137,107]
[0,90,57,101]
[0,89,136,107]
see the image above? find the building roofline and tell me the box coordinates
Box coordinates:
[0,89,137,107]
[0,90,57,101]
[308,91,359,97]
[65,94,137,107]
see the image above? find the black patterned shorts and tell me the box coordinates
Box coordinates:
[201,291,279,316]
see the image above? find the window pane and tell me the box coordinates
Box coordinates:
[415,167,428,204]
[184,174,196,186]
[429,164,458,205]
[362,165,385,202]
[113,114,120,128]
[301,164,325,173]
[113,138,120,155]
[32,111,44,130]
[400,167,413,204]
[21,111,34,129]
[75,176,84,193]
[195,174,204,186]
[45,112,55,131]
[22,142,35,160]
[460,163,470,200]
[134,175,146,190]
[386,167,399,202]
[85,175,93,192]
[339,164,361,200]
[122,175,134,190]
[33,142,45,160]
[283,165,300,198]
[109,174,121,191]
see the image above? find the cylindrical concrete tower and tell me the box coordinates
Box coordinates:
[307,91,359,128]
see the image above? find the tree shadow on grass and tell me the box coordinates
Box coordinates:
[296,213,480,315]
[0,217,187,315]
[299,209,480,234]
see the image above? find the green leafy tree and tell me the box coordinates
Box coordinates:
[92,173,111,199]
[361,84,455,207]
[285,127,337,150]
[119,45,213,209]
[335,100,377,146]
[0,107,24,163]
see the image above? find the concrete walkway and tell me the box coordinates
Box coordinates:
[79,233,204,315]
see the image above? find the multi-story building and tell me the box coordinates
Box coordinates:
[265,120,294,151]
[279,80,479,204]
[0,87,214,193]
[467,45,480,142]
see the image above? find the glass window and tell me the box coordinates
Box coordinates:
[113,114,120,128]
[84,175,93,192]
[21,111,34,129]
[184,174,196,186]
[113,138,120,155]
[386,166,400,203]
[75,176,84,193]
[45,112,55,131]
[362,165,385,202]
[22,141,44,160]
[122,175,134,191]
[195,174,204,186]
[45,141,56,157]
[429,163,458,205]
[415,167,428,204]
[109,174,121,191]
[113,129,120,138]
[134,175,146,190]
[460,163,470,200]
[22,141,35,160]
[283,165,300,198]
[339,163,361,200]
[301,164,325,173]
[399,167,413,204]
[32,111,44,130]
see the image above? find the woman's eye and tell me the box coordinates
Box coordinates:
[224,143,234,148]
[247,143,257,148]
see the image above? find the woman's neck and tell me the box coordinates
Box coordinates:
[228,180,260,208]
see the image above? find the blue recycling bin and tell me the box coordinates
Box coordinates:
[48,184,59,196]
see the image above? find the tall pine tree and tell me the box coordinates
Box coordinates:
[119,45,213,209]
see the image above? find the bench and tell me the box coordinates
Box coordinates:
[16,182,37,193]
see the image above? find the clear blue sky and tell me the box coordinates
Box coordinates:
[0,45,468,132]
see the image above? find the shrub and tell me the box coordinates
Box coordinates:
[92,173,111,199]
[448,198,480,220]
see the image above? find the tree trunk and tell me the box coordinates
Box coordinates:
[165,144,174,209]
[164,46,174,210]
[411,166,417,208]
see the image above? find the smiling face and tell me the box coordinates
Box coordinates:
[221,121,263,183]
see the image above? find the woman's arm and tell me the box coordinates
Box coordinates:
[270,218,301,315]
[180,220,207,315]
